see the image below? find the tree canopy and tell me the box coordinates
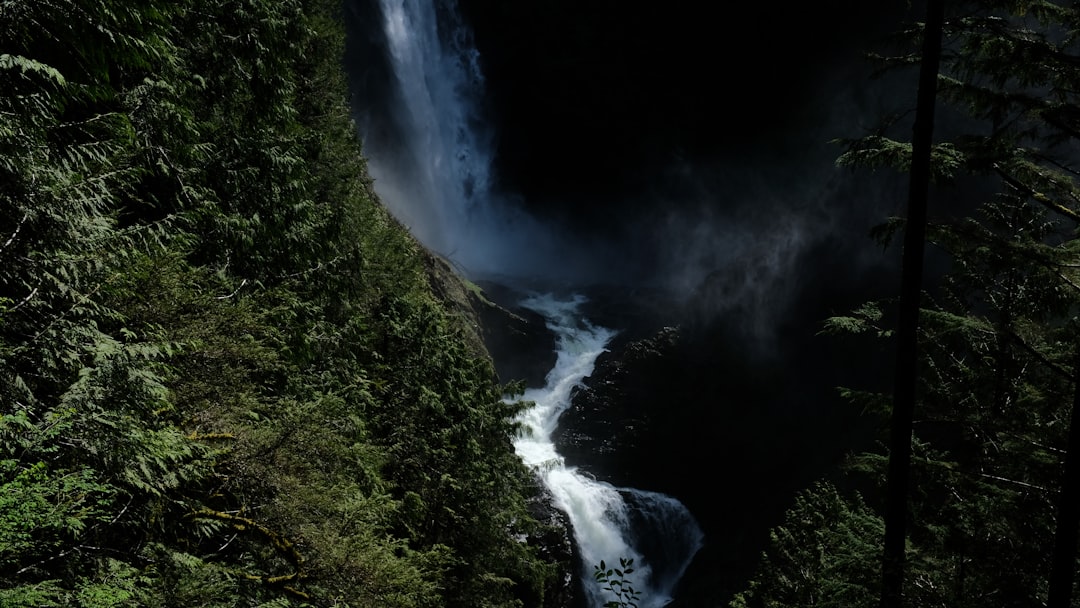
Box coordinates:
[735,2,1080,606]
[0,1,563,606]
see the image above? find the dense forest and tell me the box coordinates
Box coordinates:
[732,1,1080,607]
[0,1,567,606]
[13,0,1080,607]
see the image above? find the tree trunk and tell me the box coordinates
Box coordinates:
[880,1,946,607]
[1048,357,1080,608]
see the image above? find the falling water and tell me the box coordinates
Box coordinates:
[353,1,705,602]
[512,294,704,607]
[364,0,490,259]
[351,0,625,282]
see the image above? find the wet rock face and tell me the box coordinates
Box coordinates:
[553,326,682,489]
[523,480,577,608]
[469,280,557,388]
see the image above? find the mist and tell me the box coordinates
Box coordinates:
[343,0,923,349]
[340,2,929,601]
[343,0,642,288]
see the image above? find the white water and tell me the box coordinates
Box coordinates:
[362,0,623,283]
[512,294,704,608]
[360,2,705,602]
[372,0,489,258]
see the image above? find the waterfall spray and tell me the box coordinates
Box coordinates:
[368,0,490,258]
[351,0,629,283]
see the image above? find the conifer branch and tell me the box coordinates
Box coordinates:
[1035,152,1080,179]
[15,548,77,576]
[186,431,236,441]
[8,287,39,313]
[1040,109,1080,143]
[1003,325,1073,382]
[993,163,1080,223]
[187,507,309,599]
[29,276,113,343]
[977,472,1049,494]
[273,255,344,279]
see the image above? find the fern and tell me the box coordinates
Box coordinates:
[0,54,66,86]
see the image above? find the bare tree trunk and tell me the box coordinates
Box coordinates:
[880,1,946,607]
[1048,357,1080,608]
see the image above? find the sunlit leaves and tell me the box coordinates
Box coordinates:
[594,557,642,608]
[822,301,891,338]
[731,482,883,608]
[835,136,965,182]
[0,460,111,565]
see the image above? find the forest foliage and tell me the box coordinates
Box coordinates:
[733,1,1080,606]
[0,0,562,606]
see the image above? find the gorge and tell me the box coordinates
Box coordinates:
[345,0,707,601]
[4,1,1075,604]
[10,1,1076,606]
[343,0,912,603]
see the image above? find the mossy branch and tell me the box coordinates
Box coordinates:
[185,431,236,441]
[187,508,309,599]
[993,162,1080,223]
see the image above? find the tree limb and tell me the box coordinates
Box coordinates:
[993,163,1080,222]
[1,213,27,253]
[187,507,309,599]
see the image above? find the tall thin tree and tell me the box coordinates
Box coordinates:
[880,1,946,606]
[1049,355,1080,607]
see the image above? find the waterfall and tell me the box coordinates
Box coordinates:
[350,0,624,283]
[512,293,704,607]
[352,1,705,603]
[362,0,490,261]
[353,0,522,277]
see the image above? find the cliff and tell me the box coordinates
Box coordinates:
[0,1,572,605]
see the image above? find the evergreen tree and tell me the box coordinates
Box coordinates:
[1,0,564,605]
[880,2,946,606]
[731,482,884,608]
[738,1,1080,605]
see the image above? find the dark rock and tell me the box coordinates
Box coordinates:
[554,326,682,488]
[472,280,558,388]
[523,477,578,608]
[421,253,556,387]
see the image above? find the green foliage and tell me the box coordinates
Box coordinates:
[739,2,1080,606]
[594,558,642,608]
[821,301,891,338]
[730,483,883,608]
[0,458,112,566]
[0,0,563,605]
[356,290,550,607]
[835,136,965,182]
